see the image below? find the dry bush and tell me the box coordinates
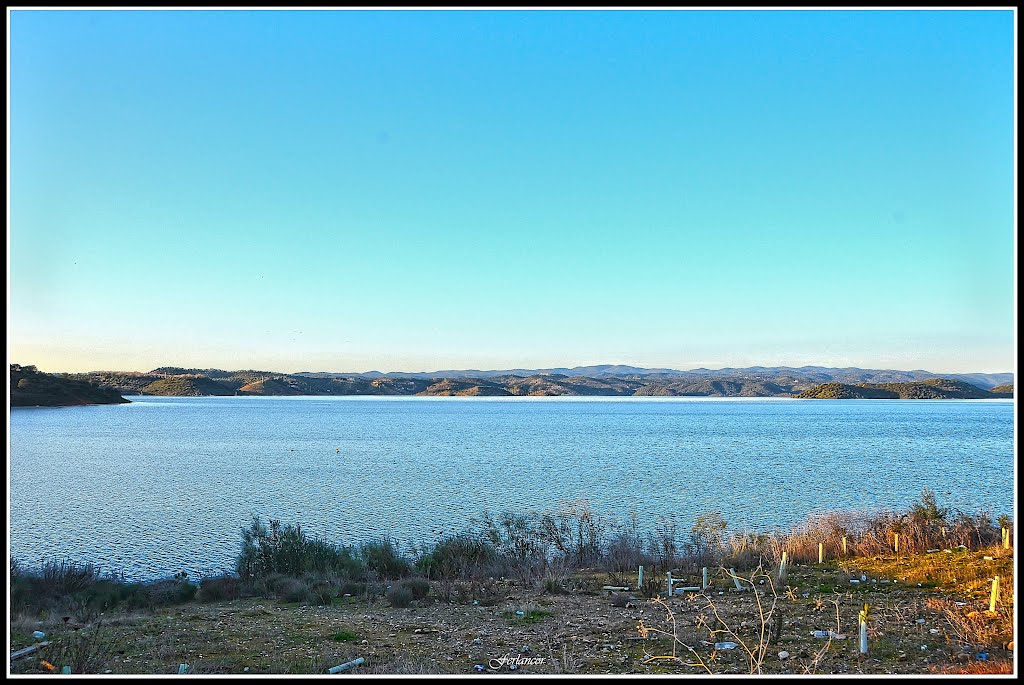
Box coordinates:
[357,655,445,674]
[41,619,119,674]
[546,637,584,674]
[925,596,1014,651]
[636,565,780,674]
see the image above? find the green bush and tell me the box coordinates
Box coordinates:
[236,516,364,580]
[360,537,411,579]
[416,533,496,579]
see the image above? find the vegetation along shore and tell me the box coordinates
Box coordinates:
[9,491,1014,674]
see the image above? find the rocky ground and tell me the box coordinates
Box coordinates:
[9,547,1014,675]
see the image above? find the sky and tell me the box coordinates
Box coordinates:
[7,9,1016,374]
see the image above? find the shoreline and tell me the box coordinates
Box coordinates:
[10,499,1015,675]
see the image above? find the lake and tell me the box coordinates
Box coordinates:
[8,396,1014,580]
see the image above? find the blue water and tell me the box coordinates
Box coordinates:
[8,396,1015,580]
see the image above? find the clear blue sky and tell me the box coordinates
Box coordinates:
[8,9,1016,374]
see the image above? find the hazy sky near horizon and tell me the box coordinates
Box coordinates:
[9,9,1016,374]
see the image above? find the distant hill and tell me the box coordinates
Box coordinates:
[10,364,130,407]
[989,384,1013,397]
[142,375,234,396]
[65,365,1013,399]
[797,379,1002,400]
[296,365,1012,389]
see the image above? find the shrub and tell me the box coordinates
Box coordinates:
[416,533,496,579]
[910,487,949,525]
[361,537,411,579]
[386,584,414,608]
[277,577,311,603]
[401,576,431,601]
[40,559,99,595]
[145,577,199,605]
[236,516,364,580]
[306,578,336,606]
[197,575,240,602]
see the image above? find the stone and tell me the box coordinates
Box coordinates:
[778,651,790,660]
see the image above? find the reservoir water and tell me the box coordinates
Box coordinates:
[8,396,1014,580]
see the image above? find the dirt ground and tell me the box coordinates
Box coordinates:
[9,547,1015,675]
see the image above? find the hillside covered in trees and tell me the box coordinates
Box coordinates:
[58,367,1012,399]
[10,365,130,407]
[796,378,1007,400]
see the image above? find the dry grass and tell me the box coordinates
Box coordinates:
[929,660,1015,674]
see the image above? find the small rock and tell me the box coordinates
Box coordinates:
[929,629,939,634]
[916,619,926,624]
[778,651,790,660]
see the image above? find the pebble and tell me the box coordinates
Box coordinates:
[778,651,790,660]
[916,618,926,624]
[929,629,939,634]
